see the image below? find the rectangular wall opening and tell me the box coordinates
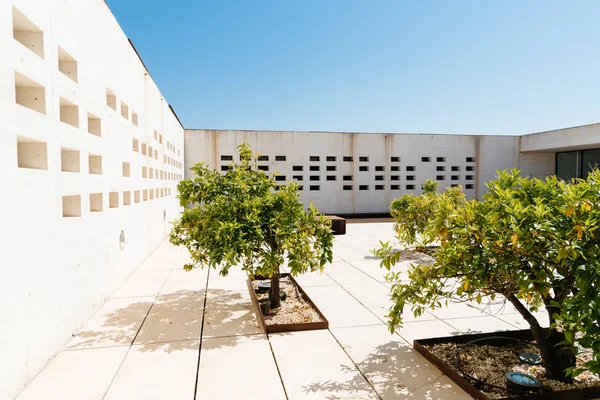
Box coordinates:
[143,190,148,201]
[61,148,80,172]
[57,46,78,82]
[123,191,131,205]
[142,166,147,178]
[15,72,46,114]
[134,190,140,203]
[87,113,101,137]
[122,162,130,177]
[59,97,79,128]
[89,154,102,174]
[90,193,103,212]
[17,137,47,170]
[133,138,139,152]
[109,192,119,208]
[141,143,147,156]
[62,195,81,217]
[132,112,138,127]
[150,190,155,200]
[106,89,116,110]
[120,102,129,119]
[12,7,44,58]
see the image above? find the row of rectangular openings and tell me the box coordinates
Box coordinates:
[221,155,475,164]
[58,46,78,82]
[15,72,46,114]
[12,6,44,58]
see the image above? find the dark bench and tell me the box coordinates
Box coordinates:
[326,215,346,235]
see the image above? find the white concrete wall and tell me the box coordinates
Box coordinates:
[185,130,510,214]
[0,1,184,398]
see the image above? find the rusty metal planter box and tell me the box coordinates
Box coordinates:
[413,329,600,400]
[247,273,329,334]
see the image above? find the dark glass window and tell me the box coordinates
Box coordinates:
[451,175,460,181]
[391,185,400,190]
[556,151,579,181]
[310,185,319,190]
[466,157,475,162]
[451,166,460,171]
[391,176,399,181]
[406,185,415,190]
[436,157,445,162]
[359,185,369,190]
[406,176,415,181]
[406,166,415,171]
[375,166,384,171]
[258,165,269,171]
[310,176,320,181]
[422,157,431,162]
[436,175,445,180]
[343,185,353,190]
[466,184,474,189]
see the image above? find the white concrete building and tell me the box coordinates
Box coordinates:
[1,1,184,398]
[2,0,600,399]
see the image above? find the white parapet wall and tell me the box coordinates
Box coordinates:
[0,1,185,397]
[184,129,555,214]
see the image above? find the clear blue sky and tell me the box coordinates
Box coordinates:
[106,0,600,135]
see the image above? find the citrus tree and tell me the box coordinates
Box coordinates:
[170,143,334,308]
[375,170,600,382]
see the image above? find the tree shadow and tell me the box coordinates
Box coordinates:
[68,287,264,354]
[303,338,466,399]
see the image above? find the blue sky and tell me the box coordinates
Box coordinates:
[106,1,600,135]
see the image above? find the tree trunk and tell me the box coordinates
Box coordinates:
[507,295,575,382]
[269,268,281,309]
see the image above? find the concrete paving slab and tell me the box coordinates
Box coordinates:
[270,330,379,400]
[197,334,286,400]
[66,297,154,350]
[203,289,262,338]
[303,285,383,328]
[134,291,204,344]
[426,301,489,320]
[16,346,129,400]
[207,268,249,291]
[159,267,208,295]
[104,340,199,400]
[334,246,371,262]
[293,269,338,287]
[331,325,470,399]
[341,283,393,322]
[325,261,379,285]
[397,320,461,343]
[112,270,171,298]
[448,315,518,335]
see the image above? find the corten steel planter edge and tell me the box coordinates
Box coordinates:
[247,273,329,334]
[413,329,600,400]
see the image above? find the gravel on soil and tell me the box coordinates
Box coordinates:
[427,341,600,399]
[251,276,324,325]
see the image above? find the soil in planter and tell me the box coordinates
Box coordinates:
[427,342,600,399]
[251,276,324,325]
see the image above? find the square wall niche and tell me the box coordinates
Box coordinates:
[134,190,140,203]
[61,148,80,172]
[106,89,116,110]
[120,102,129,120]
[122,162,130,177]
[57,46,78,82]
[87,113,101,137]
[15,72,46,114]
[17,137,47,170]
[90,193,103,212]
[62,195,81,217]
[12,7,44,58]
[123,191,131,205]
[133,138,139,152]
[89,154,102,174]
[109,192,119,208]
[59,97,79,128]
[132,112,138,127]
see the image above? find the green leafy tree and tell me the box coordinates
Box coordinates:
[170,143,334,308]
[375,170,600,382]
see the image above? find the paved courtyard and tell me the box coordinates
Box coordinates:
[16,222,545,400]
